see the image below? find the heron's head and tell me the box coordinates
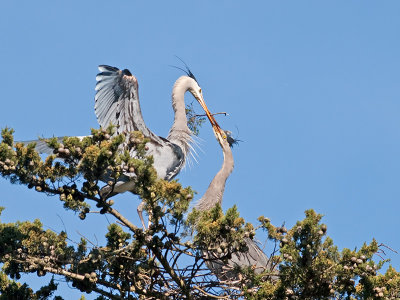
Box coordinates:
[172,59,221,133]
[178,76,223,137]
[212,124,238,149]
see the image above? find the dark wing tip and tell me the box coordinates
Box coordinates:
[98,65,120,72]
[122,69,132,76]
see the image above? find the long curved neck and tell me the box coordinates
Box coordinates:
[167,76,192,155]
[196,141,234,211]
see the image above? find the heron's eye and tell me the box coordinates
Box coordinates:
[199,88,202,94]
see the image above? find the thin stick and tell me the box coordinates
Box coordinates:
[193,285,231,299]
[194,112,228,118]
[76,231,97,247]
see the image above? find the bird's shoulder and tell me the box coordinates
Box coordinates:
[146,137,185,180]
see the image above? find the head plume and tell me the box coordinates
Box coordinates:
[170,56,199,83]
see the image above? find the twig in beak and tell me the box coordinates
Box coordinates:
[193,112,228,118]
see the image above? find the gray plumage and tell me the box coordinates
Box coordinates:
[23,65,213,185]
[95,66,198,194]
[95,66,165,144]
[194,128,273,281]
[94,66,219,202]
[20,137,65,154]
[204,237,271,281]
[22,65,218,228]
[194,130,234,211]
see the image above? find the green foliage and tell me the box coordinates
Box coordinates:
[188,204,255,260]
[0,269,59,300]
[243,209,399,300]
[106,224,131,250]
[1,128,14,147]
[0,127,399,299]
[0,212,72,280]
[186,102,206,136]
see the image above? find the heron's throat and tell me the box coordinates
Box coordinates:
[195,142,234,211]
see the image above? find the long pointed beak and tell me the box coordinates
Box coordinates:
[197,94,225,138]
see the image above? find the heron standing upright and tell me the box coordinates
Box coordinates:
[194,124,273,281]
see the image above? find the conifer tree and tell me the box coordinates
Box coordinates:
[0,126,399,299]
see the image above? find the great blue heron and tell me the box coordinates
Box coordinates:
[194,124,272,282]
[95,65,216,192]
[25,65,219,228]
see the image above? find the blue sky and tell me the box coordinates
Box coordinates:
[1,1,400,298]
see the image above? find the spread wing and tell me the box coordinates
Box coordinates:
[19,136,87,155]
[95,65,161,142]
[19,137,65,154]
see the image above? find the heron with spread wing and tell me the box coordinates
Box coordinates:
[26,65,219,228]
[95,65,221,227]
[194,124,273,282]
[94,65,217,189]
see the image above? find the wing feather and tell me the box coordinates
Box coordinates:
[19,137,64,154]
[18,136,89,155]
[98,65,119,72]
[95,65,167,147]
[95,65,141,135]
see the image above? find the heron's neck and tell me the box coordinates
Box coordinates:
[196,142,234,211]
[167,77,192,155]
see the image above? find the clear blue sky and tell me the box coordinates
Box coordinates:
[1,1,400,298]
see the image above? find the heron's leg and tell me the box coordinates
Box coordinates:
[137,201,147,230]
[147,210,153,229]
